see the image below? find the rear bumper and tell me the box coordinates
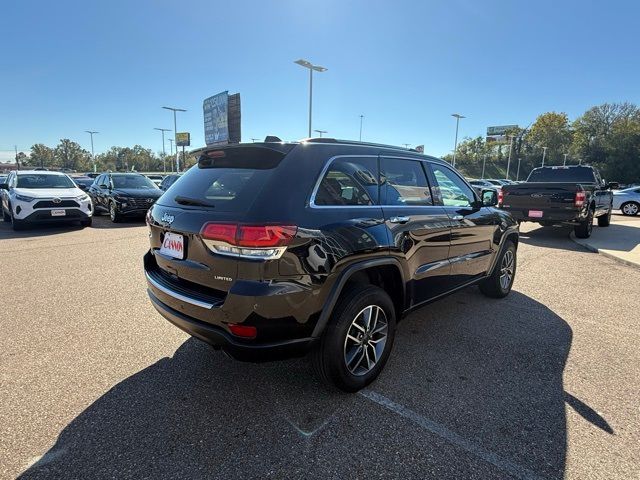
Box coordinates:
[501,208,585,224]
[144,251,318,361]
[148,289,315,361]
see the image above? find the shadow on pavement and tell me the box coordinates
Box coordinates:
[18,291,611,479]
[0,215,143,238]
[518,223,583,250]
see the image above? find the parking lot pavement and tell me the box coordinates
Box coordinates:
[571,213,640,268]
[1,216,639,479]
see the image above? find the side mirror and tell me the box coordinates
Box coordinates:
[481,189,498,207]
[99,184,108,189]
[0,183,8,190]
[607,182,619,190]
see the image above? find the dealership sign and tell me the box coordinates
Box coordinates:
[204,91,241,146]
[176,132,190,147]
[486,125,518,144]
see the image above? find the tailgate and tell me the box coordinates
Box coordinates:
[502,183,579,211]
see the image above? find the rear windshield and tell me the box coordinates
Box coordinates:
[160,146,287,212]
[17,174,75,189]
[527,167,595,183]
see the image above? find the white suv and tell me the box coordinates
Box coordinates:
[1,170,93,230]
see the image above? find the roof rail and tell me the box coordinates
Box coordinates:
[302,137,423,153]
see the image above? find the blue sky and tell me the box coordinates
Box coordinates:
[1,0,638,162]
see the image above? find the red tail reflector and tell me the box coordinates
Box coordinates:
[498,189,504,207]
[228,324,257,339]
[575,191,586,208]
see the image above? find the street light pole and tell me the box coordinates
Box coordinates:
[542,146,548,166]
[162,106,186,172]
[481,154,487,179]
[85,131,99,172]
[516,157,521,181]
[294,59,327,138]
[506,135,514,179]
[167,139,174,172]
[154,128,171,173]
[402,143,411,149]
[451,113,465,167]
[359,115,364,141]
[563,153,568,166]
[314,129,327,138]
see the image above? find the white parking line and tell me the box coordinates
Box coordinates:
[360,390,544,480]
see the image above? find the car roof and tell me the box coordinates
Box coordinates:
[193,138,448,166]
[16,170,67,176]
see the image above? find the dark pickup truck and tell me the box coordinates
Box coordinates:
[499,165,618,238]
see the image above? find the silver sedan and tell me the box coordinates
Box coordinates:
[613,187,640,215]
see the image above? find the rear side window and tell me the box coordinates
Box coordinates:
[380,157,432,206]
[161,147,288,212]
[314,157,378,206]
[429,164,476,207]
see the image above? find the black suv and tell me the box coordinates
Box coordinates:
[144,139,518,391]
[88,172,162,222]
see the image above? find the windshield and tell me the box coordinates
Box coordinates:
[16,174,76,189]
[112,175,158,189]
[527,167,596,183]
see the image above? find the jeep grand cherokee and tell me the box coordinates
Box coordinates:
[144,139,519,392]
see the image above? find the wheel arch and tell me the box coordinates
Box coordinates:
[311,258,406,338]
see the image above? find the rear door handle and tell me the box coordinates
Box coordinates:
[452,215,464,221]
[389,216,410,224]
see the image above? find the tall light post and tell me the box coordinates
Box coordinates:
[451,113,465,167]
[481,154,487,179]
[541,146,548,166]
[314,129,327,138]
[167,139,174,172]
[506,135,514,179]
[162,106,186,172]
[154,128,171,173]
[294,59,327,138]
[359,115,364,141]
[402,143,411,149]
[516,157,521,181]
[85,131,99,172]
[563,153,568,166]
[251,138,260,143]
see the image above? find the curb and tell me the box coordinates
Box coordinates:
[569,233,640,270]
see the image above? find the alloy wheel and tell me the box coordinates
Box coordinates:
[343,305,388,376]
[110,203,116,221]
[500,250,515,290]
[623,203,638,215]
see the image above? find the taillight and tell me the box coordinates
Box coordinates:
[575,191,586,208]
[498,189,504,207]
[201,223,297,260]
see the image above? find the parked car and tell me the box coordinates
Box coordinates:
[88,172,163,223]
[71,176,95,192]
[468,179,500,196]
[159,173,182,191]
[499,165,617,238]
[613,186,640,215]
[145,174,165,187]
[0,170,93,230]
[143,139,519,392]
[485,179,510,186]
[84,172,100,179]
[0,175,7,185]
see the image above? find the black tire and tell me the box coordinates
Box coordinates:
[597,207,612,227]
[109,202,121,223]
[620,201,639,216]
[2,207,10,222]
[11,213,25,231]
[479,240,516,299]
[80,217,93,228]
[574,208,594,238]
[311,284,396,393]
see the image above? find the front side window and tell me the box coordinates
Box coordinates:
[380,157,432,206]
[112,174,158,190]
[430,164,476,207]
[314,157,378,206]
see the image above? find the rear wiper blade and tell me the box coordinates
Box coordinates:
[174,195,215,207]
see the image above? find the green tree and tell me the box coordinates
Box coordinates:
[526,112,573,164]
[54,139,91,171]
[29,144,55,169]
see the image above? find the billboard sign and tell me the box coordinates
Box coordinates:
[486,125,518,144]
[204,91,229,145]
[176,132,191,147]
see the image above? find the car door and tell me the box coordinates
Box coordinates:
[379,156,452,306]
[591,168,610,215]
[427,162,499,286]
